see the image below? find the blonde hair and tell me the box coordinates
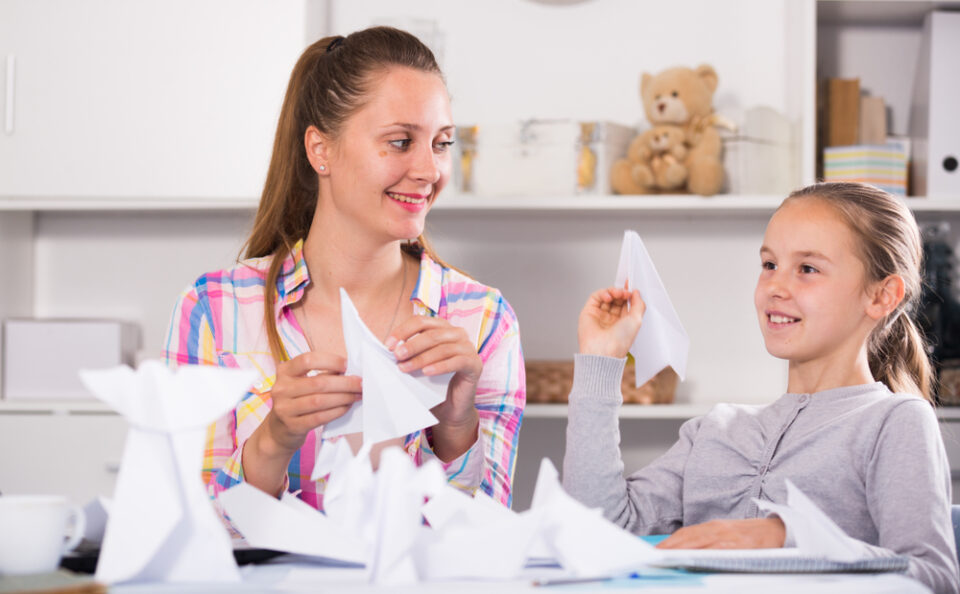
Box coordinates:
[784,182,935,402]
[242,27,451,361]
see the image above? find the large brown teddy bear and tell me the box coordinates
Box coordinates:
[611,64,724,196]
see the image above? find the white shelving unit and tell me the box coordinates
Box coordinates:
[2,0,960,509]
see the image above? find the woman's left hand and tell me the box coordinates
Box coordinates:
[386,316,482,459]
[657,518,786,550]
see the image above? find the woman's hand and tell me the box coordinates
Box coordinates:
[657,518,786,550]
[386,316,482,460]
[262,351,362,454]
[578,287,646,358]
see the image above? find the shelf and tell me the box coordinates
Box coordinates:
[525,402,960,421]
[4,194,960,215]
[0,196,260,212]
[818,1,960,27]
[0,400,114,415]
[5,399,960,422]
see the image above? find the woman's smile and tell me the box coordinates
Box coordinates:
[386,191,429,212]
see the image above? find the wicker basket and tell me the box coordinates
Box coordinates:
[525,360,677,404]
[938,359,960,406]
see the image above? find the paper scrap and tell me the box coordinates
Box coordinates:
[755,479,863,562]
[79,361,256,584]
[322,288,453,444]
[615,230,689,387]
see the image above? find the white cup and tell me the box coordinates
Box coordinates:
[0,495,86,575]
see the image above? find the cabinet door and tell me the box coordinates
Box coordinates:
[0,0,312,199]
[0,413,127,504]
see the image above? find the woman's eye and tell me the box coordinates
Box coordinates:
[762,261,776,271]
[388,138,411,150]
[434,140,455,153]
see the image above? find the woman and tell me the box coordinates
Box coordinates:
[163,27,524,514]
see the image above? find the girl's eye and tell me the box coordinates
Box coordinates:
[762,261,776,271]
[388,138,411,150]
[800,264,819,274]
[434,140,455,153]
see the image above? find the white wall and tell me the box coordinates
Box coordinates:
[332,0,799,126]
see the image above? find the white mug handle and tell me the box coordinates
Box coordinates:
[62,504,86,553]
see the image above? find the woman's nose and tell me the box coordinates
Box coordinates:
[410,145,441,183]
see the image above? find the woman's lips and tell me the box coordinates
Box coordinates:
[387,191,429,212]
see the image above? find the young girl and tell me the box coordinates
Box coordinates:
[163,27,524,514]
[563,182,958,593]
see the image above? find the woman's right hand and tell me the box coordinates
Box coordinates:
[577,287,646,358]
[262,351,362,455]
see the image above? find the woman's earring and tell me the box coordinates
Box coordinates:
[319,165,326,172]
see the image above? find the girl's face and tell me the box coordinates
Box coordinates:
[324,66,454,242]
[754,198,877,366]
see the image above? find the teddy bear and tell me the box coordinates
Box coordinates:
[628,124,688,191]
[611,64,725,196]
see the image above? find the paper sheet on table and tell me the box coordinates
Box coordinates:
[417,487,542,580]
[754,479,864,562]
[218,482,367,564]
[615,230,689,387]
[529,458,662,577]
[322,288,453,443]
[78,361,256,584]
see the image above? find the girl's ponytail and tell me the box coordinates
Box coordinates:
[869,311,935,402]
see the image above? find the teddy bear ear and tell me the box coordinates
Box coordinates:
[640,72,653,97]
[695,64,718,92]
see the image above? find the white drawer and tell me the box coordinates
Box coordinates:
[0,413,126,505]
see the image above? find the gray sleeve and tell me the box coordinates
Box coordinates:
[860,400,959,594]
[561,354,698,535]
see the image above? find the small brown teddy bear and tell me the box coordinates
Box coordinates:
[628,124,688,191]
[612,64,725,196]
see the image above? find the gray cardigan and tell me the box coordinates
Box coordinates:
[562,354,959,594]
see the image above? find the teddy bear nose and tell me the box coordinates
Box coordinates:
[658,102,666,113]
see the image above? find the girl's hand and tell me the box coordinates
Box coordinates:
[263,351,362,454]
[657,518,786,550]
[386,316,483,428]
[577,287,646,358]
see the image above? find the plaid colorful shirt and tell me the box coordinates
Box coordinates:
[163,240,525,513]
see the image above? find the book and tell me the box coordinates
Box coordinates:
[859,96,887,144]
[827,78,861,147]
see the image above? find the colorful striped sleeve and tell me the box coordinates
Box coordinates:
[417,290,526,507]
[162,281,257,511]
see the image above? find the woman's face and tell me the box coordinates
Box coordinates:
[323,66,454,242]
[753,198,876,366]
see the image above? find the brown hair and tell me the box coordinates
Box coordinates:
[242,27,451,361]
[785,182,935,402]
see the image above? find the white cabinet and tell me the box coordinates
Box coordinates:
[0,0,321,200]
[0,409,126,503]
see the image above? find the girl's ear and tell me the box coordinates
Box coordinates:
[866,274,906,321]
[304,125,331,176]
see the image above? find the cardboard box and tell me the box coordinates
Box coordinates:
[466,120,633,196]
[2,319,139,400]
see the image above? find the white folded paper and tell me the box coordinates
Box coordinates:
[755,479,864,562]
[79,361,256,584]
[322,288,453,444]
[615,230,690,387]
